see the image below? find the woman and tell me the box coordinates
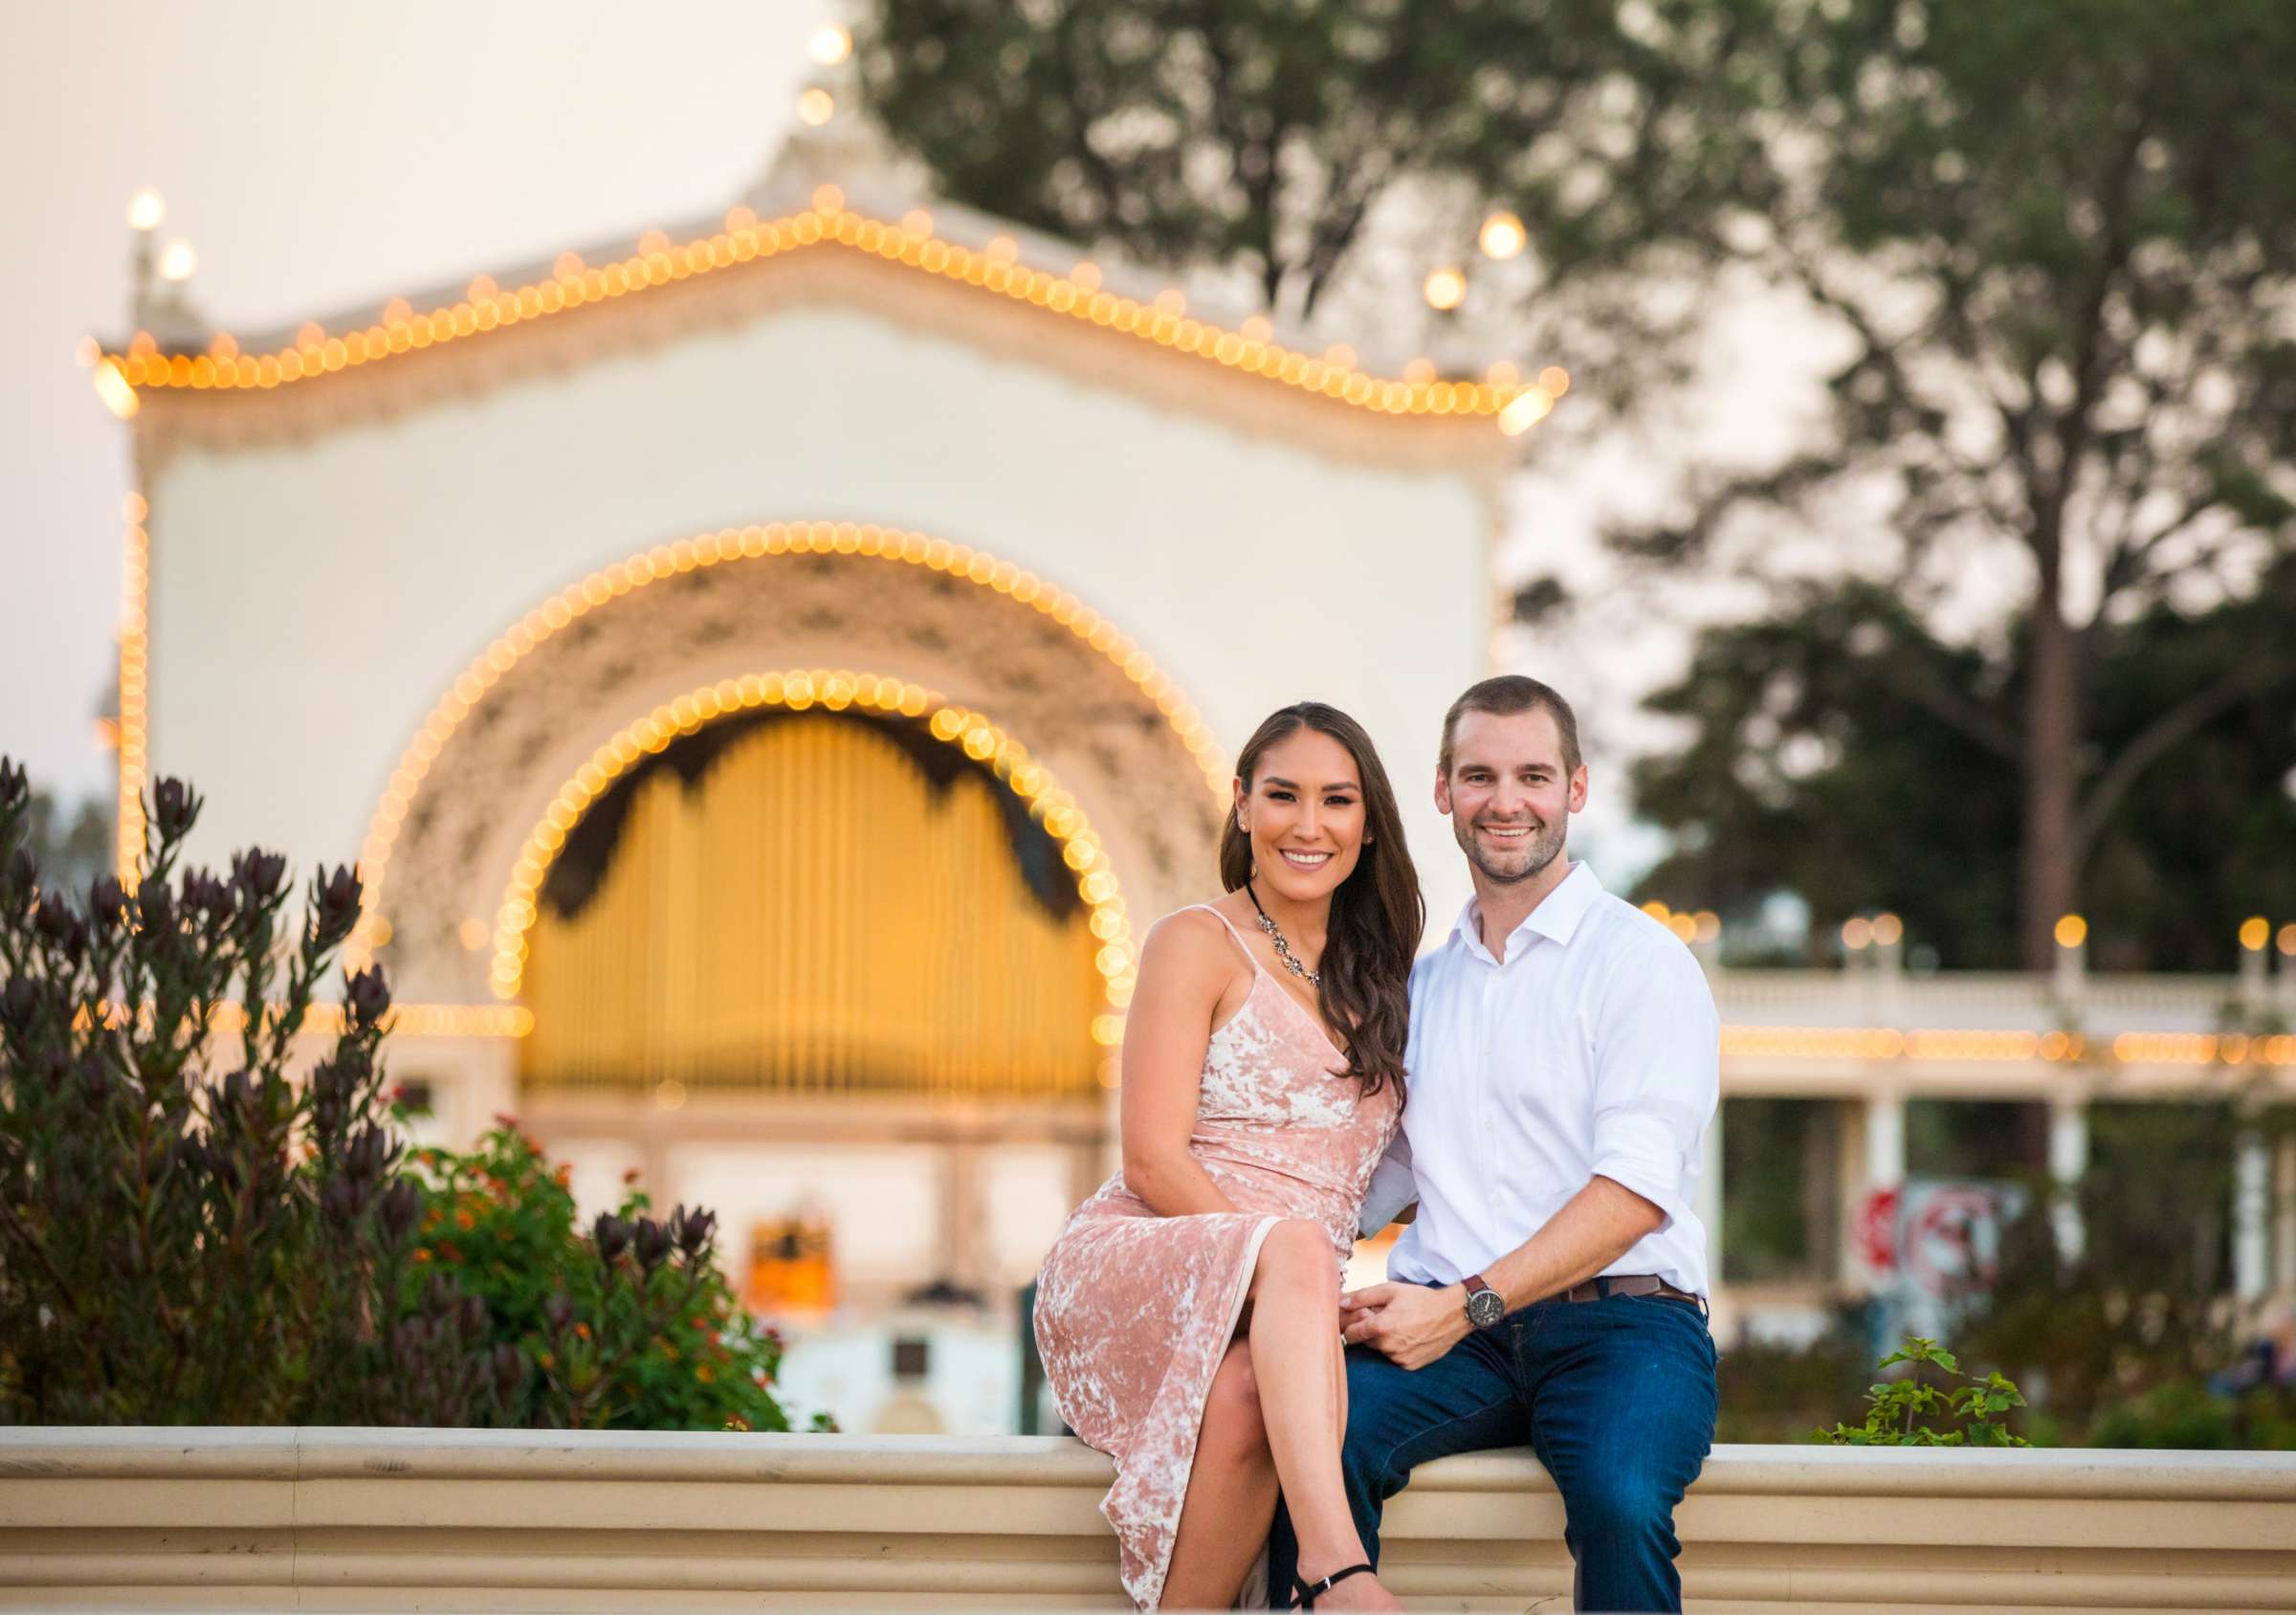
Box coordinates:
[1035,703,1423,1611]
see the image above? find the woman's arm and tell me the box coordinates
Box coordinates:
[1118,911,1246,1218]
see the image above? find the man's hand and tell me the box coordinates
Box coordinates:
[1338,1282,1470,1371]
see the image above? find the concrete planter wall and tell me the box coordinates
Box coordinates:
[4,1428,2293,1610]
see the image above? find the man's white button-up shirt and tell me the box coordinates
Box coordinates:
[1363,861,1720,1298]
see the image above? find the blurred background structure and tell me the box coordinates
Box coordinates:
[6,0,2294,1445]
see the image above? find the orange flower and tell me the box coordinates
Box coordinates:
[454,1208,476,1230]
[574,1322,590,1340]
[695,1364,715,1383]
[413,1250,433,1263]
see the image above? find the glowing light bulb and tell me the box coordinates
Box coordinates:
[1842,917,1874,950]
[158,239,196,282]
[127,188,165,232]
[1478,210,1526,259]
[1423,266,1467,311]
[809,24,852,65]
[1498,386,1554,435]
[796,87,835,125]
[2240,916,2269,951]
[2054,914,2087,949]
[1872,913,1904,946]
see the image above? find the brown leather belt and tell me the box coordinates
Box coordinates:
[1558,1272,1707,1312]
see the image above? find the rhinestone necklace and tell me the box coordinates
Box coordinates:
[1245,881,1321,986]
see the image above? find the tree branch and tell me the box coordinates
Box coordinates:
[2071,653,2296,859]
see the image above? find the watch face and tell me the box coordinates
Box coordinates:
[1466,1287,1506,1328]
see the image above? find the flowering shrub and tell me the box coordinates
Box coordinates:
[407,1122,820,1430]
[0,757,812,1432]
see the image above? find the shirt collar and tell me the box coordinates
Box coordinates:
[1447,861,1604,962]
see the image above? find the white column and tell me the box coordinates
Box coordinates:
[2275,1135,2296,1300]
[2233,1127,2270,1302]
[1866,1092,1907,1192]
[2046,1098,2088,1263]
[1696,1098,1725,1289]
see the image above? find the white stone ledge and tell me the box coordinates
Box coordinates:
[4,1429,2293,1611]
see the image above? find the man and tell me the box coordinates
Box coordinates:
[1269,675,1719,1613]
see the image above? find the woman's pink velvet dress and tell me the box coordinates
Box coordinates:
[1033,907,1402,1609]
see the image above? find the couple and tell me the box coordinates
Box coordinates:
[1033,676,1721,1612]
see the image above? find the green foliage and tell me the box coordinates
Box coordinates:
[1601,0,2296,964]
[853,0,1770,321]
[407,1124,821,1431]
[1953,1100,2296,1447]
[1629,558,2296,969]
[1714,1321,1875,1444]
[2087,1382,2296,1452]
[0,757,807,1432]
[0,757,504,1424]
[1819,1336,2030,1448]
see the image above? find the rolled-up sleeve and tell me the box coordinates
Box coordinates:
[1588,940,1719,1233]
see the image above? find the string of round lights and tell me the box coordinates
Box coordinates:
[93,190,1564,433]
[343,522,1225,1026]
[482,670,1139,1073]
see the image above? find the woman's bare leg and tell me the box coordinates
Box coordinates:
[1161,1339,1279,1609]
[1247,1220,1400,1612]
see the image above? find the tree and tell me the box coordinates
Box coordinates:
[1629,557,2296,969]
[18,787,108,899]
[1609,0,2296,966]
[852,0,1771,328]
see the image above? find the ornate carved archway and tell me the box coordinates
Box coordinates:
[363,522,1225,1010]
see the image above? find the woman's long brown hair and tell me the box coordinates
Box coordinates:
[1218,703,1424,1095]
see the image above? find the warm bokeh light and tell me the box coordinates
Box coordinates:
[809,23,853,65]
[2054,913,2088,949]
[1423,266,1467,311]
[1693,911,1722,943]
[127,188,165,232]
[1498,386,1554,435]
[1842,917,1874,950]
[2280,923,2296,957]
[1872,912,1904,946]
[1539,365,1572,396]
[96,202,1558,433]
[2239,915,2270,951]
[796,87,835,125]
[1478,210,1526,259]
[92,359,138,419]
[157,239,196,282]
[343,520,1227,986]
[483,669,1138,1028]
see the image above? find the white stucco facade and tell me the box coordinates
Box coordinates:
[142,261,1501,938]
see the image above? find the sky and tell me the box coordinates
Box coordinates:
[0,1,833,808]
[0,2,1832,883]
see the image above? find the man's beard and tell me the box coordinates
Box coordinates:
[1455,814,1567,886]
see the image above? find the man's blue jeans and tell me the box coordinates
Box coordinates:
[1268,1288,1717,1613]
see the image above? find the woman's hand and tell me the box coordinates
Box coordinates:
[1338,1282,1469,1371]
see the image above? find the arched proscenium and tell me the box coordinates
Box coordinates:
[488,670,1138,1065]
[351,520,1229,992]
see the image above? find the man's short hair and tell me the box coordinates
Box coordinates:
[1439,675,1583,775]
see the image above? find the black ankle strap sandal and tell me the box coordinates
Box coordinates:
[1291,1561,1374,1609]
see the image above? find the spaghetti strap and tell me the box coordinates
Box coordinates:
[1184,902,1266,977]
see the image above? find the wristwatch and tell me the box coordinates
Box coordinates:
[1462,1273,1506,1329]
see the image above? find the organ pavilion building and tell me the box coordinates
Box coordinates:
[95,95,1539,1427]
